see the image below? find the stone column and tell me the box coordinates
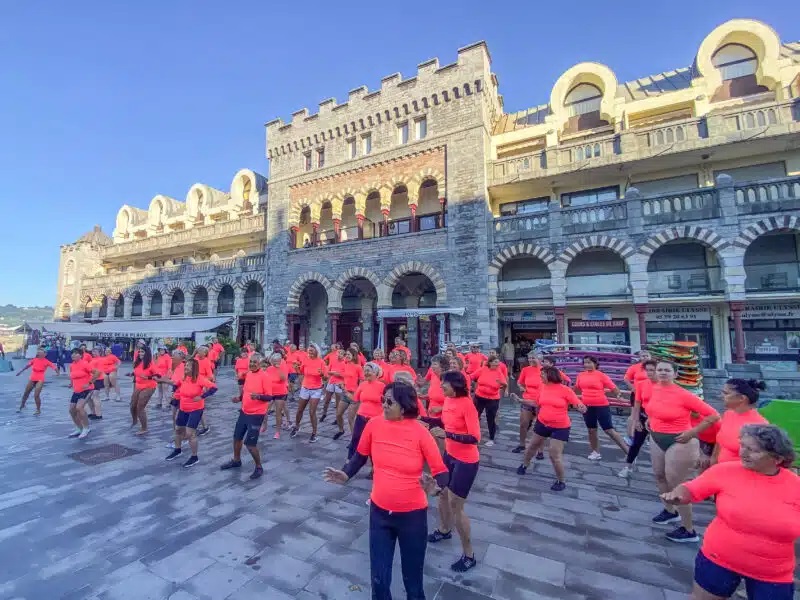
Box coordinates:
[357,215,365,240]
[185,291,194,317]
[439,197,447,229]
[123,294,133,320]
[290,226,298,249]
[208,293,218,317]
[91,303,100,320]
[142,295,152,318]
[333,218,341,243]
[361,300,374,350]
[716,174,737,226]
[548,196,563,244]
[635,304,648,350]
[729,301,746,364]
[554,307,566,343]
[329,312,340,344]
[311,223,319,246]
[107,297,117,320]
[381,209,389,237]
[409,204,417,232]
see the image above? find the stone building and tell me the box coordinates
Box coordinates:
[55,169,269,347]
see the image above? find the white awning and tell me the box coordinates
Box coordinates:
[20,322,96,336]
[88,317,233,338]
[376,307,465,319]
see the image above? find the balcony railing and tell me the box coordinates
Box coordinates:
[491,151,546,185]
[745,263,800,292]
[566,273,630,299]
[634,118,705,150]
[735,176,800,215]
[562,201,627,234]
[641,189,720,225]
[299,212,447,249]
[648,267,723,297]
[493,212,549,240]
[498,278,552,301]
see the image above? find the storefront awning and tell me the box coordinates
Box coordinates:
[376,307,466,318]
[20,317,232,339]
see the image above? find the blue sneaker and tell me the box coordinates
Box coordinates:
[652,509,681,525]
[665,526,699,543]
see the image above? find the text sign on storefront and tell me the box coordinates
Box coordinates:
[645,306,711,322]
[568,319,629,330]
[501,310,556,323]
[741,303,800,320]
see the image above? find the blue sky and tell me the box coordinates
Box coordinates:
[1,0,798,307]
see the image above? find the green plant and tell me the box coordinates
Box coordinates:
[218,335,241,357]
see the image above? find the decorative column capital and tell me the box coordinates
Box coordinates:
[554,307,566,316]
[634,303,649,315]
[729,301,746,312]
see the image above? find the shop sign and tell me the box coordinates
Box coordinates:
[568,319,629,330]
[754,344,780,355]
[646,306,711,322]
[500,310,555,323]
[583,308,612,321]
[741,303,800,320]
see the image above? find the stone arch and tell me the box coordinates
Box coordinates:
[380,261,447,307]
[289,197,317,227]
[550,62,619,132]
[639,226,731,266]
[186,280,210,295]
[329,267,383,310]
[489,243,556,275]
[733,215,800,250]
[163,283,185,302]
[209,274,238,294]
[410,167,447,199]
[287,272,334,310]
[556,235,637,268]
[237,272,266,290]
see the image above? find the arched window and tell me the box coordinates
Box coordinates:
[131,292,143,317]
[170,290,185,316]
[192,287,209,315]
[83,299,93,319]
[712,44,757,81]
[61,303,72,321]
[114,294,124,318]
[243,282,264,313]
[564,83,606,133]
[150,291,163,316]
[98,296,108,318]
[217,285,235,314]
[64,260,76,285]
[242,177,251,202]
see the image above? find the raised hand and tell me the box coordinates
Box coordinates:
[323,467,349,485]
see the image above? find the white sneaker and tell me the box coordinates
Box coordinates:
[78,428,90,439]
[587,451,602,461]
[68,428,81,438]
[618,465,634,478]
[485,440,495,447]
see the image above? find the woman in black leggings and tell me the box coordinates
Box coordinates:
[618,359,657,478]
[471,356,508,447]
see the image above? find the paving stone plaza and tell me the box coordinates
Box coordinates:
[0,365,726,600]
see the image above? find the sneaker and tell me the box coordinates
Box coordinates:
[290,427,299,439]
[428,529,452,543]
[197,426,210,437]
[623,435,634,446]
[484,440,495,447]
[587,451,602,461]
[183,456,199,468]
[220,459,243,471]
[333,431,344,441]
[652,509,681,525]
[249,466,264,480]
[165,448,182,461]
[516,464,528,475]
[665,526,700,543]
[511,445,524,454]
[309,434,318,443]
[451,555,477,573]
[536,451,545,460]
[320,413,327,422]
[273,431,280,440]
[68,429,81,438]
[618,465,635,478]
[550,480,566,492]
[78,428,90,439]
[88,414,102,420]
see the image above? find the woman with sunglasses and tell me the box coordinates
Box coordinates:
[324,382,448,600]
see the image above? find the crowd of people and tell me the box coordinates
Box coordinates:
[12,335,800,599]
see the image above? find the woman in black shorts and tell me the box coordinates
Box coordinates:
[517,366,587,491]
[424,371,482,572]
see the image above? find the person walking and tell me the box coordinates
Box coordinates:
[573,356,629,460]
[323,382,449,599]
[16,347,58,414]
[501,337,516,375]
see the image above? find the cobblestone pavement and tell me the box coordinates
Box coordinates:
[0,367,711,600]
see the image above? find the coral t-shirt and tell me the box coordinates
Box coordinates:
[634,378,654,411]
[102,355,120,374]
[241,370,270,415]
[70,361,94,392]
[301,357,327,389]
[342,363,363,393]
[263,364,289,396]
[536,383,581,429]
[357,417,447,512]
[355,380,386,419]
[133,363,157,389]
[517,365,542,403]
[387,364,415,383]
[426,371,446,413]
[464,352,486,374]
[685,462,800,583]
[234,357,250,379]
[716,409,768,463]
[575,370,615,406]
[472,367,507,400]
[327,356,346,385]
[197,357,214,380]
[646,384,717,434]
[175,376,215,411]
[27,357,56,382]
[624,362,649,385]
[442,395,481,463]
[155,354,172,377]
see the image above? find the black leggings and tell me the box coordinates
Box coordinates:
[626,410,649,464]
[475,396,499,441]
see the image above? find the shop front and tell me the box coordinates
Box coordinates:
[498,309,557,366]
[730,302,800,371]
[646,305,717,369]
[376,307,465,369]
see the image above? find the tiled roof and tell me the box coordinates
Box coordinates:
[77,225,112,246]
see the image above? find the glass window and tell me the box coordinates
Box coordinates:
[304,152,312,171]
[712,44,757,81]
[362,133,372,154]
[415,117,427,140]
[398,122,409,145]
[564,83,602,117]
[348,139,357,159]
[500,197,550,216]
[561,186,619,208]
[317,148,325,168]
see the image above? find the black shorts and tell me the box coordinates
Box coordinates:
[70,390,91,404]
[699,441,715,457]
[443,453,479,499]
[175,408,204,429]
[533,419,570,442]
[234,411,265,446]
[695,550,794,599]
[582,405,614,430]
[170,398,179,408]
[94,379,105,390]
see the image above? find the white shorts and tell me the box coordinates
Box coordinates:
[325,382,343,394]
[299,387,323,400]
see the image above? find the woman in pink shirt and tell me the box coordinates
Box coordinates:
[573,356,628,461]
[16,347,58,414]
[713,379,768,465]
